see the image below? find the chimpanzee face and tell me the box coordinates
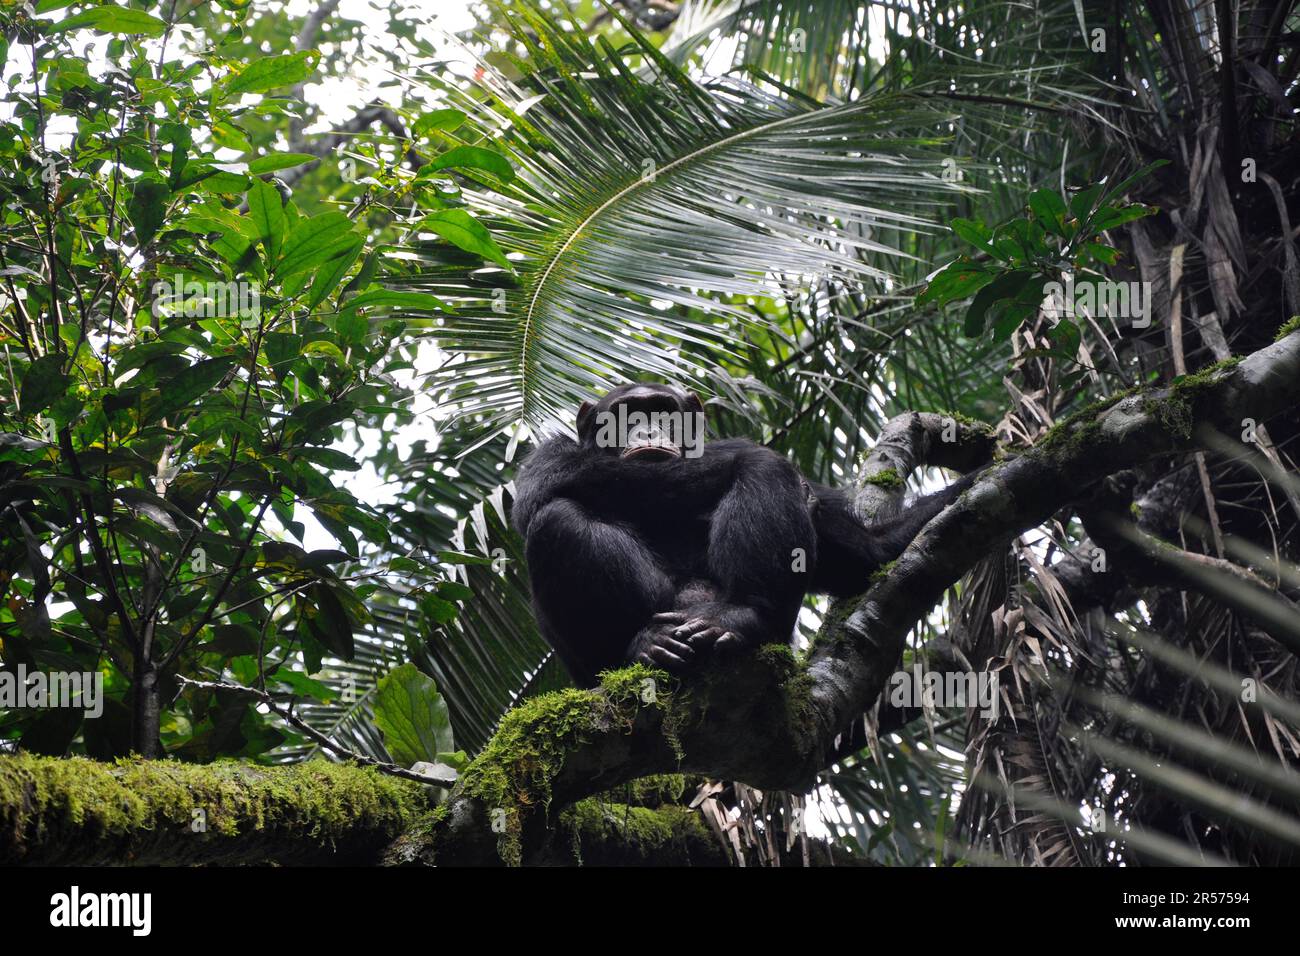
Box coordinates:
[576,383,707,461]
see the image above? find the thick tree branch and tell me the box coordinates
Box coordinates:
[0,753,425,865]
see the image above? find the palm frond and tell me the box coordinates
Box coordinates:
[400,0,974,434]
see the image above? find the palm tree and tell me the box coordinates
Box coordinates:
[319,0,1299,866]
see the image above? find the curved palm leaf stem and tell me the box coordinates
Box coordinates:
[517,103,865,411]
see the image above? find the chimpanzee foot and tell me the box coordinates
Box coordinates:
[627,618,697,672]
[649,611,742,653]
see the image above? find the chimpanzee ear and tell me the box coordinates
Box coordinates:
[685,391,704,414]
[576,399,595,439]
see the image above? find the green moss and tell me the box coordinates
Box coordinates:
[1143,357,1243,441]
[457,664,681,864]
[1276,315,1300,341]
[869,558,898,585]
[560,800,718,865]
[1037,388,1136,451]
[1142,394,1193,440]
[782,658,817,730]
[1170,355,1241,392]
[939,410,992,432]
[595,774,688,808]
[599,662,665,702]
[808,598,858,653]
[0,753,426,865]
[755,642,799,675]
[862,468,904,490]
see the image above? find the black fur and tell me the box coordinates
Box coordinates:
[511,383,974,686]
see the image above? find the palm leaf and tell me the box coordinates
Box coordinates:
[400,0,973,436]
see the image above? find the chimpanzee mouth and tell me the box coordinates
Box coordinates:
[621,442,681,462]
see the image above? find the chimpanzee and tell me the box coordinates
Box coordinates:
[511,382,976,686]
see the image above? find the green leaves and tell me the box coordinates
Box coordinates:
[0,0,505,770]
[247,178,286,261]
[306,237,363,309]
[157,358,236,418]
[1028,189,1068,236]
[417,210,511,269]
[964,270,1036,337]
[429,145,514,182]
[127,178,169,246]
[219,51,318,99]
[407,4,971,429]
[19,355,71,417]
[951,218,995,254]
[373,663,455,768]
[47,7,167,37]
[412,108,466,137]
[920,165,1166,347]
[341,289,445,312]
[276,212,355,277]
[917,259,995,308]
[247,153,319,175]
[298,582,355,661]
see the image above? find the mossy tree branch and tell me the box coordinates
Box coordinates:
[0,753,428,865]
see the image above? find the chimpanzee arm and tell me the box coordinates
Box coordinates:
[521,496,686,685]
[688,443,817,647]
[810,471,978,597]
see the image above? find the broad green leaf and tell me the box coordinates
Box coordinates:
[991,283,1045,340]
[417,210,511,269]
[302,340,348,364]
[429,145,514,181]
[276,212,355,277]
[1068,183,1104,221]
[413,109,466,137]
[963,269,1036,337]
[342,289,446,312]
[47,7,167,37]
[1028,189,1068,235]
[127,178,169,246]
[373,663,454,767]
[157,358,236,418]
[1081,242,1121,266]
[300,582,354,660]
[221,52,317,99]
[305,236,363,309]
[296,446,363,471]
[247,179,286,262]
[1097,159,1170,210]
[1092,204,1157,232]
[951,218,993,253]
[917,260,993,307]
[264,332,302,381]
[20,355,71,417]
[247,153,319,175]
[271,669,334,702]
